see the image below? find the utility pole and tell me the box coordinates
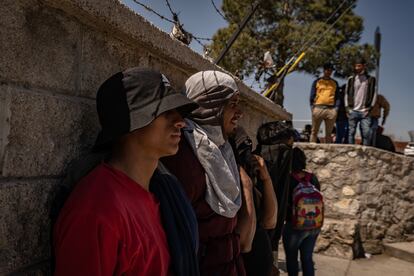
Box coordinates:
[214,0,265,65]
[374,26,381,93]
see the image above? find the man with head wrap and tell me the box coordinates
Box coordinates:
[162,71,250,276]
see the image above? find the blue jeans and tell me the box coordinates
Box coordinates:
[335,120,349,144]
[348,111,372,145]
[283,223,320,276]
[370,117,379,146]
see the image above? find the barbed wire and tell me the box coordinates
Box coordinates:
[131,0,175,24]
[165,0,177,19]
[131,0,213,48]
[210,0,229,22]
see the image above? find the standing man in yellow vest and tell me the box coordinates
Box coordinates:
[309,63,340,143]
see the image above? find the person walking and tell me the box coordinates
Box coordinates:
[345,58,377,145]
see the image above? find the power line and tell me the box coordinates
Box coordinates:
[305,0,356,53]
[293,0,355,58]
[261,0,356,98]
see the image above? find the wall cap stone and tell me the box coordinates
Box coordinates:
[296,142,414,163]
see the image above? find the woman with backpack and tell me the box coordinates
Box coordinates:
[283,147,323,276]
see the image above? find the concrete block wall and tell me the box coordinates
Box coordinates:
[0,0,291,274]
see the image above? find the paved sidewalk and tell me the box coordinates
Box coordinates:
[278,251,414,276]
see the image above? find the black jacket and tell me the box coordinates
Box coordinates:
[257,144,293,250]
[345,74,376,109]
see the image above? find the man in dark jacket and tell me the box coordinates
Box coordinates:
[369,94,390,146]
[255,121,295,275]
[345,58,377,145]
[375,126,395,152]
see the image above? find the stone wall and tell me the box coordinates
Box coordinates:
[298,143,414,259]
[0,0,291,274]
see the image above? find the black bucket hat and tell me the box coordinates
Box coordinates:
[94,67,198,150]
[256,121,296,145]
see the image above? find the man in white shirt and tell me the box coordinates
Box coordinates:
[345,59,377,145]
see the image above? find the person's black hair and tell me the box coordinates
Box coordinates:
[354,57,366,65]
[292,147,306,172]
[323,63,334,70]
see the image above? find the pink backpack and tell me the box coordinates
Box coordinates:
[291,172,324,230]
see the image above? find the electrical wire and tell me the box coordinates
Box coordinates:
[262,0,356,97]
[304,0,356,53]
[293,0,355,58]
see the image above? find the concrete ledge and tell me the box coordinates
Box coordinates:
[384,242,414,263]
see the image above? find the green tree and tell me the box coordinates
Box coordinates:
[209,0,378,85]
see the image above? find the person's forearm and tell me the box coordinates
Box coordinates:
[236,167,257,253]
[260,177,277,229]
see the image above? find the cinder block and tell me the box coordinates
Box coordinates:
[0,179,57,274]
[79,27,149,98]
[1,85,98,177]
[148,54,191,89]
[0,0,82,93]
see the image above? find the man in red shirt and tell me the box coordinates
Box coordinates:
[53,68,198,275]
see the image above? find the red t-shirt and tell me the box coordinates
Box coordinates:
[54,163,172,276]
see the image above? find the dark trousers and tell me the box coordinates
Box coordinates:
[335,120,349,144]
[282,223,320,276]
[243,226,273,276]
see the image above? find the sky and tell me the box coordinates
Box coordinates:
[123,0,414,141]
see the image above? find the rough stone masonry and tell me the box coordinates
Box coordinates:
[298,143,414,259]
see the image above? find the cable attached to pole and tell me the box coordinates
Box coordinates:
[262,0,356,99]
